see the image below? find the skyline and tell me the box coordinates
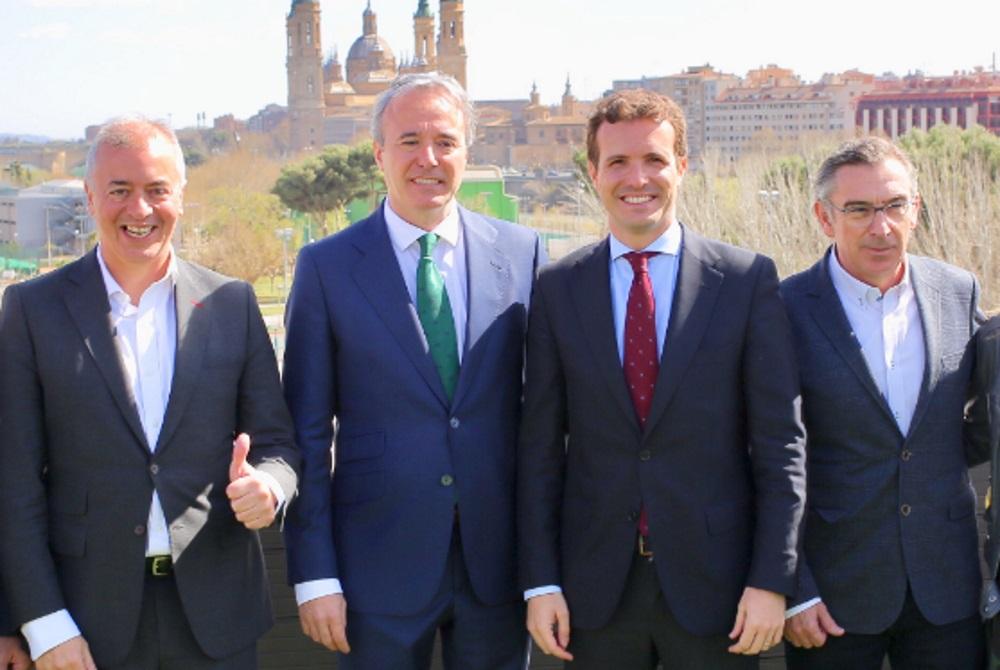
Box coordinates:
[3,0,999,140]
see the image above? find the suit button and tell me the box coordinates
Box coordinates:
[900,450,912,462]
[440,474,454,487]
[639,450,651,461]
[149,464,159,475]
[449,417,460,429]
[134,525,146,536]
[900,504,911,517]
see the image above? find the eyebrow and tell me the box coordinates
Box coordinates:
[840,194,909,207]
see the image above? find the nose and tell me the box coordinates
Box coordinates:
[416,142,439,167]
[622,162,648,188]
[126,192,153,219]
[867,209,893,236]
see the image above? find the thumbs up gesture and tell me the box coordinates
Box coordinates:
[227,433,278,530]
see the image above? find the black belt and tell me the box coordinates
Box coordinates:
[146,555,173,577]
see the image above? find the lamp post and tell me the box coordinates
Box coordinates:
[275,227,294,302]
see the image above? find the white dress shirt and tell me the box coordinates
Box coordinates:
[294,200,470,606]
[524,223,683,601]
[786,249,925,619]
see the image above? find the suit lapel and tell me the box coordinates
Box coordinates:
[907,256,942,437]
[569,238,638,430]
[453,209,508,408]
[62,250,148,451]
[645,228,722,435]
[807,251,896,421]
[156,260,210,453]
[352,208,450,408]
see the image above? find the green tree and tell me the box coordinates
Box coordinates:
[272,144,383,238]
[193,187,289,285]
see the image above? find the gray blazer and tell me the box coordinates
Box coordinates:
[780,249,984,633]
[0,250,299,665]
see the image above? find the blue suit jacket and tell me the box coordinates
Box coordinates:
[781,250,984,632]
[282,203,544,615]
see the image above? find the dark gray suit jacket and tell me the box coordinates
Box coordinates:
[0,250,299,665]
[781,250,984,633]
[518,227,807,635]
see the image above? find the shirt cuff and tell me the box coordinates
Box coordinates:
[256,471,286,510]
[295,579,344,606]
[524,585,562,601]
[21,610,80,661]
[785,597,822,619]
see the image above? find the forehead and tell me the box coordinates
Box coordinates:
[830,158,914,201]
[383,87,466,136]
[91,135,181,186]
[595,117,675,157]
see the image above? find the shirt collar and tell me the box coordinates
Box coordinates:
[609,221,682,261]
[96,244,178,309]
[828,247,911,306]
[383,199,461,253]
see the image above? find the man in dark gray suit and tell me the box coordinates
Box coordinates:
[781,136,986,668]
[0,117,299,670]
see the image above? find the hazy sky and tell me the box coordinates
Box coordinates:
[4,0,999,140]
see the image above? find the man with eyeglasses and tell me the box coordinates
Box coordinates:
[780,136,987,668]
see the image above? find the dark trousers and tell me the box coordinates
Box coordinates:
[106,574,257,670]
[339,524,527,670]
[567,552,757,670]
[785,588,985,670]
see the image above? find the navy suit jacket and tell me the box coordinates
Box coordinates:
[781,250,984,632]
[517,228,807,634]
[282,203,544,615]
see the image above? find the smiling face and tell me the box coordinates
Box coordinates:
[816,158,919,292]
[86,132,182,294]
[373,86,468,230]
[588,117,687,249]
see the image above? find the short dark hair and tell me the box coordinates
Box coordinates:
[586,89,687,166]
[814,136,917,202]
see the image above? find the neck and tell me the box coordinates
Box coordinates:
[99,248,171,306]
[389,198,454,232]
[611,219,673,252]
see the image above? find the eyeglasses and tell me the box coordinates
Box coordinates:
[824,199,915,226]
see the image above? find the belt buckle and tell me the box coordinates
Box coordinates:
[638,535,653,559]
[150,555,171,577]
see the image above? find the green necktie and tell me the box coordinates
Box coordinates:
[417,233,459,400]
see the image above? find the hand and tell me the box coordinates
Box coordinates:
[783,601,844,649]
[526,593,574,661]
[728,586,785,655]
[227,433,278,529]
[36,635,96,670]
[0,635,30,670]
[299,594,350,653]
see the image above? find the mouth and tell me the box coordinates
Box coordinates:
[412,177,443,185]
[122,224,156,239]
[621,195,655,205]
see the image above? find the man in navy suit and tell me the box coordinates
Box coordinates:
[282,73,544,669]
[518,88,807,669]
[781,137,986,668]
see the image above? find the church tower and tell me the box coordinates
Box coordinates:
[436,0,467,88]
[413,0,436,68]
[286,0,325,151]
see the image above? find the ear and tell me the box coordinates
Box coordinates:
[677,155,688,178]
[587,160,598,186]
[84,182,96,217]
[909,193,921,229]
[814,200,835,240]
[374,142,385,171]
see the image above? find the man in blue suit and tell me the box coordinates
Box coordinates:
[282,73,545,669]
[781,137,986,668]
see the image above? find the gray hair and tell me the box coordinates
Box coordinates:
[85,115,186,187]
[371,72,477,146]
[814,136,917,203]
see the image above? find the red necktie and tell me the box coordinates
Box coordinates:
[623,251,659,537]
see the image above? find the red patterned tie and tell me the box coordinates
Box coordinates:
[623,251,659,538]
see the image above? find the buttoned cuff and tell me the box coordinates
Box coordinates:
[295,579,344,606]
[21,609,80,661]
[524,585,562,601]
[785,597,822,619]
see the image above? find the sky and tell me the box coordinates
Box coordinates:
[3,0,999,140]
